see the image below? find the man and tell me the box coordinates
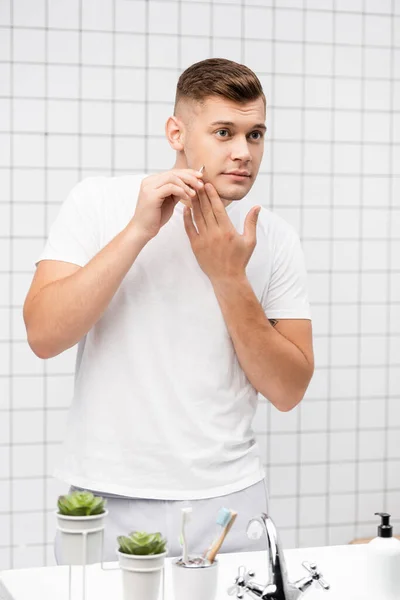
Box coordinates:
[23,58,314,561]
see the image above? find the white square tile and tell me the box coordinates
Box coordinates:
[365,47,391,78]
[81,67,113,100]
[146,103,170,137]
[366,0,393,11]
[14,0,45,27]
[328,492,355,525]
[329,462,357,493]
[361,304,388,335]
[11,339,44,375]
[334,112,362,143]
[211,39,243,64]
[358,460,385,492]
[47,100,79,134]
[387,459,400,489]
[48,65,79,99]
[328,525,355,546]
[47,135,79,168]
[148,35,178,68]
[0,340,11,376]
[13,544,46,569]
[333,144,361,175]
[359,430,385,461]
[300,495,327,527]
[275,41,302,74]
[303,207,330,239]
[272,174,300,206]
[313,336,329,369]
[331,336,359,368]
[303,175,330,206]
[333,240,359,270]
[330,431,356,462]
[179,37,211,71]
[13,64,44,97]
[361,272,388,304]
[81,136,111,169]
[270,405,298,433]
[46,443,63,477]
[149,1,178,34]
[390,304,400,335]
[335,13,362,45]
[0,515,10,548]
[0,481,10,513]
[364,80,391,112]
[270,433,298,464]
[116,33,146,67]
[0,409,10,444]
[304,110,331,142]
[330,399,357,431]
[362,240,388,271]
[48,0,79,29]
[299,464,327,495]
[359,368,386,399]
[0,205,10,238]
[304,142,330,174]
[331,304,358,336]
[82,0,113,30]
[12,376,44,409]
[115,68,146,101]
[115,0,146,32]
[0,446,10,478]
[12,409,44,443]
[47,170,79,205]
[304,77,332,109]
[275,8,303,41]
[299,526,327,547]
[244,6,272,39]
[275,207,301,231]
[82,101,113,135]
[46,476,68,511]
[12,203,45,238]
[334,47,362,78]
[365,14,391,46]
[271,108,302,140]
[305,10,333,43]
[273,76,302,108]
[46,375,74,409]
[357,490,385,524]
[114,136,145,170]
[253,400,268,433]
[82,32,113,65]
[13,169,45,204]
[12,444,45,478]
[388,429,400,459]
[0,273,10,307]
[269,464,297,496]
[45,345,77,375]
[364,145,391,176]
[12,99,45,133]
[273,141,302,173]
[302,240,330,271]
[360,335,387,367]
[0,28,10,62]
[13,29,45,63]
[0,238,10,271]
[13,134,45,168]
[300,432,327,464]
[307,305,329,337]
[48,30,79,64]
[0,0,10,25]
[147,136,172,171]
[212,4,241,38]
[333,176,360,207]
[305,44,333,76]
[334,79,362,111]
[46,408,68,443]
[333,208,359,239]
[13,511,44,545]
[365,114,391,144]
[304,370,329,402]
[300,399,328,431]
[268,496,297,528]
[363,208,389,238]
[0,64,10,96]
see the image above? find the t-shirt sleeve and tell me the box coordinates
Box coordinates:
[34,178,101,268]
[262,224,312,320]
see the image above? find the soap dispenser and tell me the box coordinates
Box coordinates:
[367,512,400,598]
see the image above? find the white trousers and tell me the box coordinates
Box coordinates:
[54,479,269,564]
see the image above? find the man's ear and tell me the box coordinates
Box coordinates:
[165,115,185,151]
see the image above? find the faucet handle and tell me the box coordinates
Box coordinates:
[302,561,330,590]
[227,565,256,598]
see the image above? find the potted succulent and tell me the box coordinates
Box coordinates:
[56,490,108,565]
[117,531,168,600]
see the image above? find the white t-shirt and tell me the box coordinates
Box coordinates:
[35,174,312,500]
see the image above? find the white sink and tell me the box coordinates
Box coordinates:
[0,544,372,600]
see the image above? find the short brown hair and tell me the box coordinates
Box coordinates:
[174,58,266,114]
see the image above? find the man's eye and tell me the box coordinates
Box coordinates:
[250,131,263,140]
[216,129,230,138]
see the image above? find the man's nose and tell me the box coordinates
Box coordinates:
[231,137,252,161]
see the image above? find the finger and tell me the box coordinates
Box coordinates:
[155,174,198,200]
[183,205,198,242]
[196,184,218,228]
[170,169,205,193]
[190,193,207,234]
[203,183,230,228]
[158,183,191,202]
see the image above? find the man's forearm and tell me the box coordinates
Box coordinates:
[211,276,313,411]
[25,226,150,359]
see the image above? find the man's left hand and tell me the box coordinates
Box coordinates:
[183,182,261,283]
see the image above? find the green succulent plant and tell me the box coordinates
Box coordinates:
[57,490,106,516]
[117,531,167,556]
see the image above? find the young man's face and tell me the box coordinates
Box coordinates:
[171,95,266,203]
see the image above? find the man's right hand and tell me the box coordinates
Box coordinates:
[129,169,205,241]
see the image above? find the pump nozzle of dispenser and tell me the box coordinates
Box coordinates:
[374,512,393,538]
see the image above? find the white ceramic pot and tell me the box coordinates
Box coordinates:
[171,559,218,600]
[56,510,108,566]
[117,550,167,600]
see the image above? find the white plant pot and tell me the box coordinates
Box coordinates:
[117,550,167,600]
[56,510,108,566]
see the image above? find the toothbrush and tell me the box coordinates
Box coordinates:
[202,507,232,560]
[178,507,192,564]
[207,510,237,564]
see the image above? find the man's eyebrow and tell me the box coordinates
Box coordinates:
[209,120,267,132]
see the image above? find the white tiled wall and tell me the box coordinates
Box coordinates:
[0,0,399,570]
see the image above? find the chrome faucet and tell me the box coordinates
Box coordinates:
[228,513,330,600]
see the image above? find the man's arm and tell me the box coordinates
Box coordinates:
[211,275,314,412]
